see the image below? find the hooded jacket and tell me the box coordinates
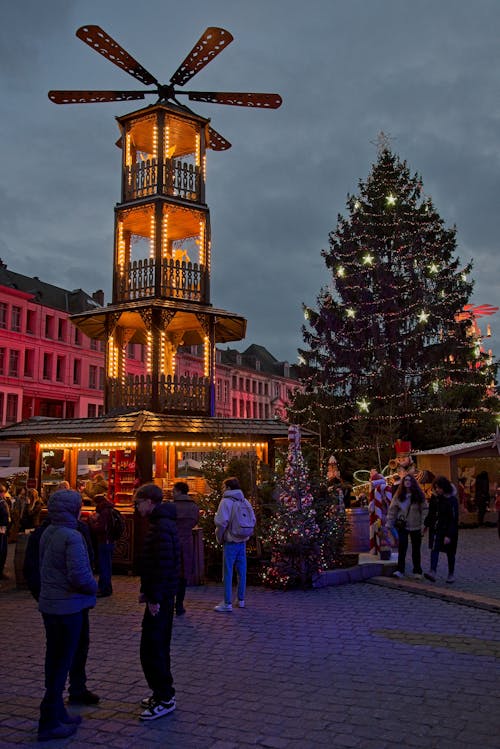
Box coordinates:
[38,490,97,615]
[138,502,180,604]
[214,489,248,544]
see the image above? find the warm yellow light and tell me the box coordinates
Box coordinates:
[153,123,158,159]
[337,266,345,277]
[417,310,429,323]
[362,253,374,265]
[146,331,152,374]
[346,308,356,318]
[196,132,200,168]
[386,194,397,206]
[357,398,370,412]
[149,213,155,260]
[199,218,205,266]
[203,336,210,377]
[117,222,125,273]
[162,212,168,259]
[429,263,439,274]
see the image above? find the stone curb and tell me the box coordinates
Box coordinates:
[367,575,500,614]
[313,560,397,588]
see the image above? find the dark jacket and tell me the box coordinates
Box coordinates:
[24,518,94,601]
[138,502,180,604]
[87,496,115,544]
[38,490,97,615]
[19,499,42,531]
[174,494,199,579]
[425,488,459,554]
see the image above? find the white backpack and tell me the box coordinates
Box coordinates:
[227,497,256,541]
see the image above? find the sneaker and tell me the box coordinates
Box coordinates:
[38,723,78,742]
[238,600,245,608]
[141,694,154,708]
[214,602,232,612]
[412,573,423,580]
[139,697,176,721]
[392,571,404,579]
[446,575,455,584]
[424,571,436,582]
[68,689,100,705]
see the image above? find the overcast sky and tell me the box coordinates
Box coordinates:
[1,0,499,363]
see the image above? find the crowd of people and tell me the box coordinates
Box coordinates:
[2,473,251,741]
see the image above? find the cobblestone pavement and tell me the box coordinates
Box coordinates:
[0,528,499,749]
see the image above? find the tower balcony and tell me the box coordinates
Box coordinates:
[118,258,208,303]
[123,158,202,203]
[106,373,212,415]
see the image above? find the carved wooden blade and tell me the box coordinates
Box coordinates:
[207,127,232,151]
[76,25,158,86]
[48,90,146,104]
[170,27,233,86]
[187,91,282,108]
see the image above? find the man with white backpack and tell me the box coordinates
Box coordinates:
[213,477,256,612]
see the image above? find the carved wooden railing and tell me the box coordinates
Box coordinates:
[106,374,211,414]
[124,158,201,202]
[118,258,206,302]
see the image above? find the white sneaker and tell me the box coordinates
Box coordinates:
[141,694,153,708]
[214,602,232,612]
[392,571,404,579]
[446,575,455,584]
[412,573,423,580]
[139,697,176,721]
[238,600,245,608]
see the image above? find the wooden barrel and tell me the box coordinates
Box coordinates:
[14,533,30,589]
[344,508,370,553]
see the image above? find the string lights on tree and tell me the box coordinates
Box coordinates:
[289,139,498,475]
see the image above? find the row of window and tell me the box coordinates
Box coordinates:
[232,399,270,419]
[0,347,105,389]
[232,375,270,396]
[0,303,143,359]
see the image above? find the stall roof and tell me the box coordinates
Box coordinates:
[415,433,500,457]
[0,412,310,443]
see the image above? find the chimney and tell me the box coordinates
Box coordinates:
[92,290,105,306]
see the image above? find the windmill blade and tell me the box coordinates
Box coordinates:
[49,90,146,105]
[170,27,233,87]
[207,127,232,151]
[76,25,158,87]
[187,91,282,108]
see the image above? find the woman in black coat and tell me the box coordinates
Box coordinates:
[424,475,459,584]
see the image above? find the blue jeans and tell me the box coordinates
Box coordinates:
[223,542,246,604]
[39,611,83,729]
[97,542,114,595]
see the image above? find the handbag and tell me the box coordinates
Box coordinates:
[394,505,410,532]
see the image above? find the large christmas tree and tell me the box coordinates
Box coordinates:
[290,140,498,474]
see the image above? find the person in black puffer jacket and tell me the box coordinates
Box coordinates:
[135,483,180,722]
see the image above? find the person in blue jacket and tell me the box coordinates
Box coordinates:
[37,489,97,742]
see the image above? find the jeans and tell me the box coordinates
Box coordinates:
[397,529,422,574]
[97,542,114,595]
[223,542,246,604]
[39,611,83,729]
[140,598,175,702]
[68,608,90,697]
[176,577,187,612]
[430,547,455,576]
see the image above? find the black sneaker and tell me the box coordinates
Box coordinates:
[139,697,176,721]
[68,690,100,705]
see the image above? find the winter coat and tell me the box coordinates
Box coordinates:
[214,489,248,544]
[87,496,115,544]
[38,490,97,615]
[174,494,199,579]
[387,493,428,533]
[424,488,459,553]
[0,497,9,528]
[24,518,94,601]
[138,502,180,604]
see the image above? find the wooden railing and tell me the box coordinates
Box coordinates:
[106,374,211,414]
[119,258,206,302]
[124,158,201,202]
